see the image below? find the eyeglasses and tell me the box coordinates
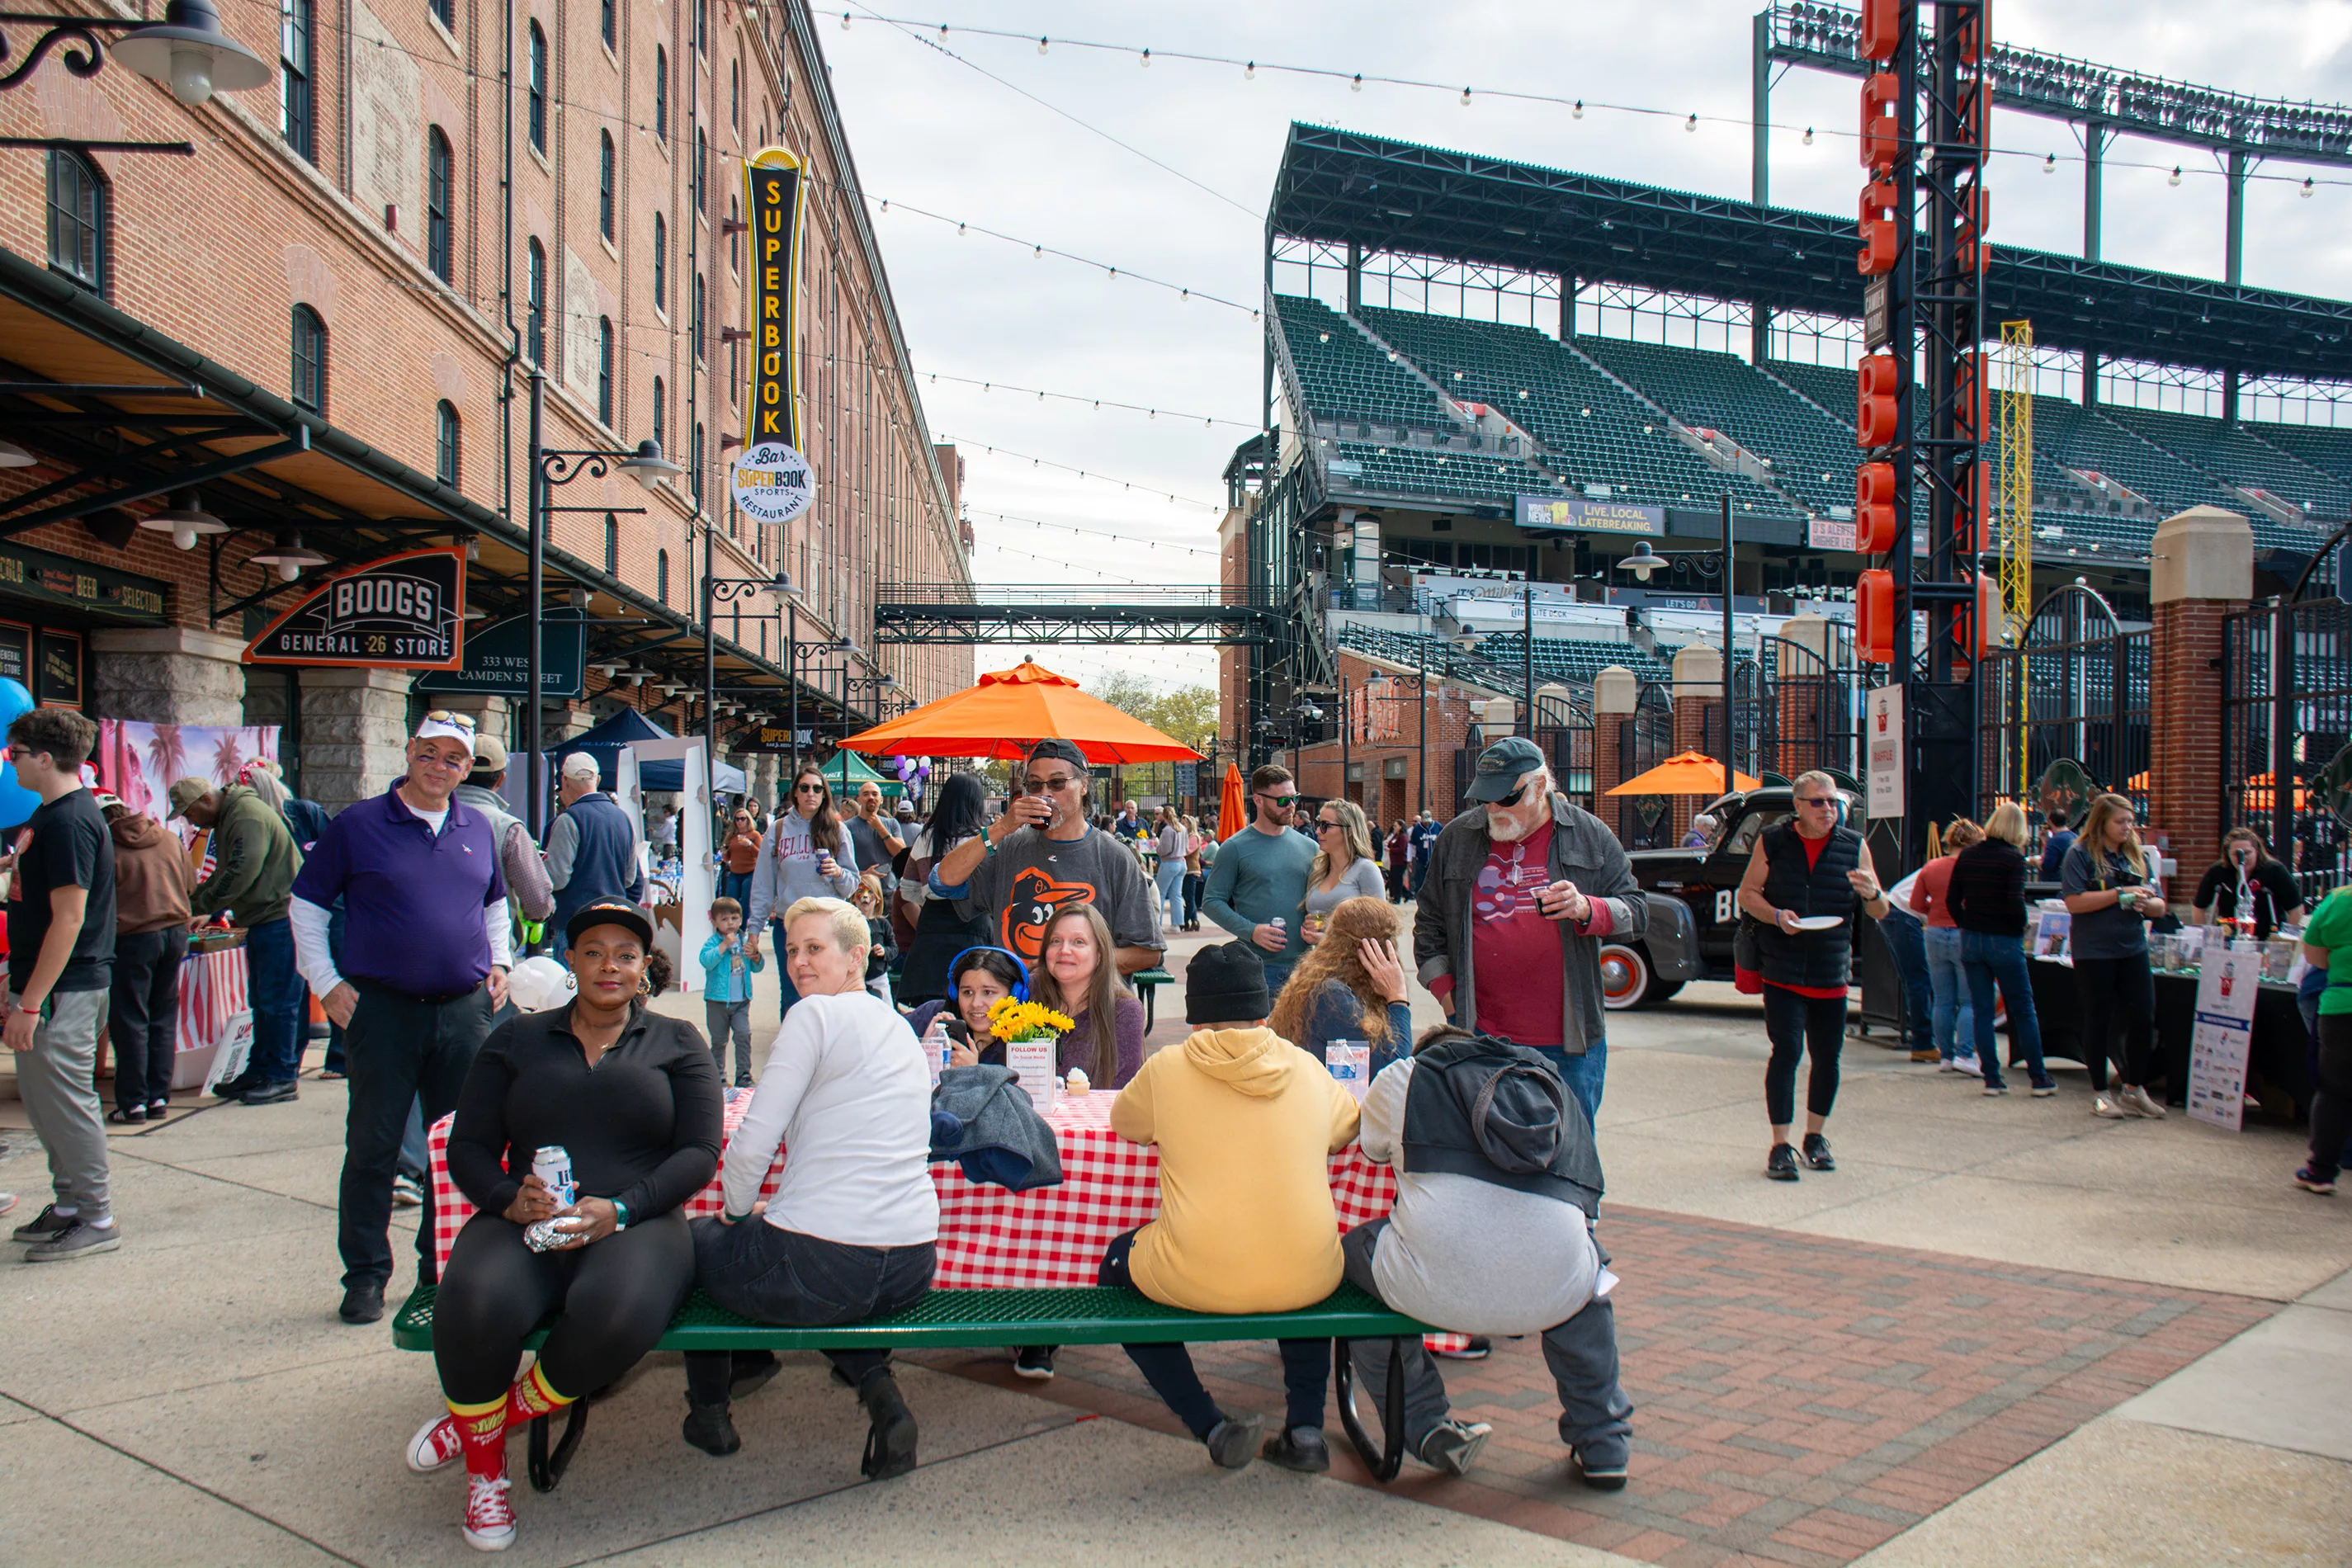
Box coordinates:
[1794,795,1838,808]
[1023,774,1080,794]
[422,709,478,730]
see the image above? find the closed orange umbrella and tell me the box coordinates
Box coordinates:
[1217,761,1246,842]
[1607,750,1763,796]
[836,659,1200,764]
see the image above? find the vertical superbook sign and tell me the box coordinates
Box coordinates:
[744,146,805,448]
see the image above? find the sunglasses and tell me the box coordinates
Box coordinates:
[423,709,478,730]
[1023,774,1080,793]
[1485,782,1533,808]
[1317,817,1344,830]
[795,782,827,795]
[1795,795,1838,808]
[1259,793,1300,807]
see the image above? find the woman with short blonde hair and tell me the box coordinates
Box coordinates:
[1951,801,2052,1096]
[2060,792,2169,1118]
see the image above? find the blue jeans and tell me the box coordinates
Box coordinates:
[1960,929,2048,1089]
[243,918,307,1085]
[1153,862,1184,928]
[769,919,804,1020]
[1533,1038,1608,1129]
[720,868,753,906]
[1923,926,1974,1060]
[1880,910,1933,1052]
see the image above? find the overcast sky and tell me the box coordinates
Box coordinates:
[819,2,2352,690]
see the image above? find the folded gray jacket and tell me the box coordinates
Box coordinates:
[928,1065,1065,1193]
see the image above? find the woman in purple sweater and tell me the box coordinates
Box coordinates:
[1028,902,1145,1090]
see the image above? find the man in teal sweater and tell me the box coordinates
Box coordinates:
[1201,764,1316,995]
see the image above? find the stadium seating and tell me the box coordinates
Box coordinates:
[2098,404,2348,515]
[1325,440,1563,508]
[1575,338,1859,517]
[1273,295,1459,429]
[1355,306,1796,517]
[2246,419,2352,487]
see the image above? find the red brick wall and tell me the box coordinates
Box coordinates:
[1291,650,1481,824]
[0,0,971,706]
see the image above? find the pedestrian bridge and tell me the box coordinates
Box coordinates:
[872,583,1289,646]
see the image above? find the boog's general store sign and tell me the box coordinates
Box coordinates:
[243,548,465,669]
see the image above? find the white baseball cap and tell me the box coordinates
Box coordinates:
[560,752,600,782]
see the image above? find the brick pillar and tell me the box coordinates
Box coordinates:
[1593,665,1637,843]
[2149,505,2253,883]
[1775,614,1831,781]
[1670,645,1725,840]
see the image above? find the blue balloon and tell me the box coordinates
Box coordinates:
[0,676,36,831]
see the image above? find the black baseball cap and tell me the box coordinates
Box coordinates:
[565,900,654,951]
[1465,736,1547,804]
[1024,738,1089,772]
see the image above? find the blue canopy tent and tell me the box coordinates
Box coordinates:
[561,708,747,794]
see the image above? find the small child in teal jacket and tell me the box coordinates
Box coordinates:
[701,897,764,1085]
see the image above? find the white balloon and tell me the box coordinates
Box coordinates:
[508,955,577,1013]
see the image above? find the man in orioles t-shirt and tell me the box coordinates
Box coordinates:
[931,739,1164,976]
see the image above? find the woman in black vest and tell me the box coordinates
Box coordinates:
[1736,771,1889,1181]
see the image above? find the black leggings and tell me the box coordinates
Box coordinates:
[1763,985,1847,1127]
[2309,1013,2352,1178]
[432,1208,694,1407]
[2072,956,2156,1089]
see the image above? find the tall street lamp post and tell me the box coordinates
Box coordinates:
[703,567,795,807]
[1618,492,1736,798]
[527,365,678,832]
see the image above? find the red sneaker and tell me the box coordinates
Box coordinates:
[462,1473,516,1551]
[407,1413,464,1473]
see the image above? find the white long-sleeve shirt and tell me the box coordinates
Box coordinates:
[290,894,510,997]
[720,989,937,1248]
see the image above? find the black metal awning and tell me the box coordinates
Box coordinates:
[1268,123,2352,381]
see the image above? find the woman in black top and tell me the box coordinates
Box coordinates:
[1949,802,2053,1097]
[2191,827,2303,941]
[405,900,721,1553]
[895,772,992,1008]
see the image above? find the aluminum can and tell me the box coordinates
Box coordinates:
[532,1145,577,1209]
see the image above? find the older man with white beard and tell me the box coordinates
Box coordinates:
[1412,736,1644,1127]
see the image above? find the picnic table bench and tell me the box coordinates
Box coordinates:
[1126,966,1174,1030]
[392,1279,1430,1490]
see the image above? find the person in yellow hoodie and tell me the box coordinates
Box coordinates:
[1102,942,1361,1472]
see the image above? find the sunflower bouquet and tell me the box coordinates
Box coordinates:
[988,997,1074,1043]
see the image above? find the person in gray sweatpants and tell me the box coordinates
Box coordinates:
[1343,1028,1634,1487]
[4,706,120,1262]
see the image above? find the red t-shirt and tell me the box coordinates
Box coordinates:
[1769,826,1849,999]
[1468,817,1567,1048]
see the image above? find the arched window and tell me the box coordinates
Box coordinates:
[598,0,613,49]
[651,210,666,310]
[654,47,668,142]
[597,317,614,426]
[290,305,327,412]
[657,548,670,605]
[651,375,665,447]
[604,512,619,575]
[597,130,615,240]
[45,149,106,295]
[527,22,547,152]
[526,238,545,364]
[435,400,460,486]
[280,0,316,162]
[426,127,453,282]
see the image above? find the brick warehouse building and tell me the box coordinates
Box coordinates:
[0,0,970,809]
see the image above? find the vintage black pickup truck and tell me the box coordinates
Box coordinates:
[1596,782,1868,1009]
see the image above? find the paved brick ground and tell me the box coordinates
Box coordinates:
[913,1206,2276,1567]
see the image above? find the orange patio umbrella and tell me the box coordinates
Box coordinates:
[1607,749,1763,796]
[836,659,1201,764]
[1217,761,1246,842]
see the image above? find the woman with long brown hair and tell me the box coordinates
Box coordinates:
[2060,791,2168,1118]
[1269,895,1414,1074]
[1027,902,1145,1091]
[743,765,859,1018]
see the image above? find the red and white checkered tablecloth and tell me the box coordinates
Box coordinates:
[427,1087,1400,1287]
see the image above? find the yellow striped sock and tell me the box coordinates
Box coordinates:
[523,1363,575,1413]
[446,1394,505,1441]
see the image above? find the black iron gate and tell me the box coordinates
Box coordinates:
[1603,681,1678,848]
[1735,627,1866,785]
[1978,584,2150,823]
[2223,593,2352,906]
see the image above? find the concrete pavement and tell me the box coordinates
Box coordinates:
[0,915,2343,1565]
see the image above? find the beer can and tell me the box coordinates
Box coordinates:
[532,1145,577,1209]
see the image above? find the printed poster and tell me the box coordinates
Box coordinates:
[2187,944,2261,1131]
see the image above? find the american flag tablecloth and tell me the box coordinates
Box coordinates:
[177,942,248,1057]
[427,1088,1400,1287]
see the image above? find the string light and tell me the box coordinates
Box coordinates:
[939,434,1223,509]
[867,196,1259,317]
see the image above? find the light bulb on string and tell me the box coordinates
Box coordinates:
[1802,126,1814,145]
[1573,99,1583,118]
[2169,165,2183,186]
[1685,113,1698,132]
[1461,87,1471,106]
[1139,48,1150,66]
[838,9,847,26]
[1244,59,1254,78]
[1037,35,1046,53]
[2305,177,2317,198]
[1351,73,1362,92]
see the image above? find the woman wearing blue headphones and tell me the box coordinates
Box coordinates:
[904,947,1029,1067]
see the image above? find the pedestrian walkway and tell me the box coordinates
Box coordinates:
[0,959,2345,1564]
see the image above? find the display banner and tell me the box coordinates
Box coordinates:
[243,548,465,669]
[417,608,586,697]
[744,146,807,449]
[1514,495,1666,536]
[2187,944,2261,1131]
[1865,683,1905,819]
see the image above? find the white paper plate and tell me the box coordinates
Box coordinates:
[1792,914,1844,931]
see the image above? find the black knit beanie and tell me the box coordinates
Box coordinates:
[1185,942,1271,1027]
